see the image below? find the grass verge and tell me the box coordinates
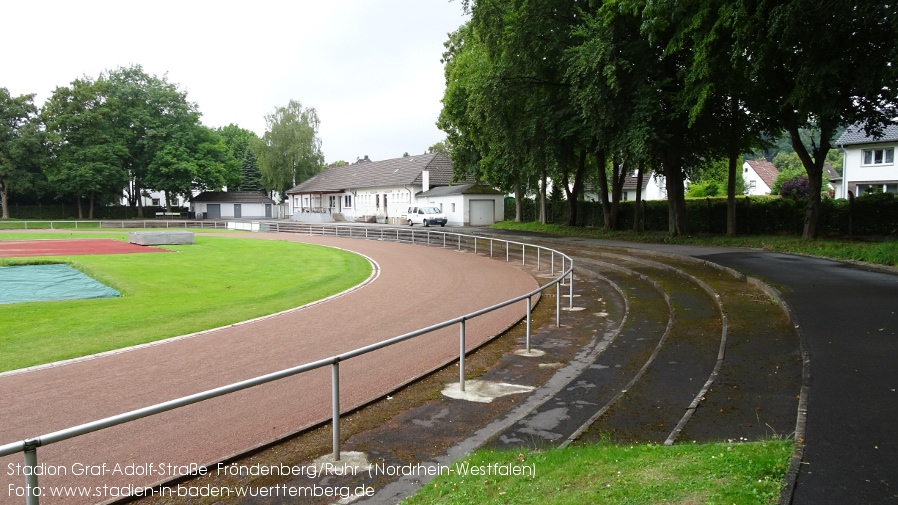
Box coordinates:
[492,221,898,268]
[0,232,371,372]
[406,440,791,505]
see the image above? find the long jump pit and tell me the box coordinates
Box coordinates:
[0,238,172,258]
[0,239,171,304]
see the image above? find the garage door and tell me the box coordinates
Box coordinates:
[469,200,495,226]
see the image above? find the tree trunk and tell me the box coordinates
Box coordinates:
[514,181,523,222]
[0,184,9,219]
[786,122,831,240]
[88,191,95,220]
[539,169,548,225]
[633,161,645,232]
[596,150,612,229]
[609,153,626,229]
[662,153,689,236]
[135,176,144,218]
[564,149,587,226]
[727,151,738,236]
[77,195,83,220]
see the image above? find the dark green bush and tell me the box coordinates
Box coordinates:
[504,194,898,237]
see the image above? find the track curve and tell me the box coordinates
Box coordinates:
[0,232,539,504]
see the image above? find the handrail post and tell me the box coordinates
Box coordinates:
[569,268,574,309]
[332,362,341,461]
[474,237,477,255]
[490,238,493,257]
[537,248,541,271]
[459,320,466,392]
[556,280,561,327]
[526,296,532,352]
[522,244,525,265]
[551,250,555,275]
[24,439,40,505]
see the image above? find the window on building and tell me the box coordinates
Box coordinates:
[151,198,160,206]
[451,203,456,212]
[858,183,898,195]
[344,195,352,207]
[329,195,337,208]
[863,148,895,165]
[749,180,757,188]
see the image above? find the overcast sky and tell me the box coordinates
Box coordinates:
[3,0,468,164]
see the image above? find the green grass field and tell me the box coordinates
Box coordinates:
[0,231,372,372]
[406,441,791,504]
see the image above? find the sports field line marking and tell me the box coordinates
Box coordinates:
[0,247,380,378]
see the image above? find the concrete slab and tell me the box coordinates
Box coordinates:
[128,231,194,246]
[513,349,546,357]
[441,380,535,403]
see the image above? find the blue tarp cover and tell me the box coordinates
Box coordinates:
[0,264,121,304]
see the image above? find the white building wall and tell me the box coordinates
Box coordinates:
[416,194,463,226]
[292,186,420,223]
[841,142,898,198]
[620,173,668,201]
[742,163,773,195]
[193,202,270,218]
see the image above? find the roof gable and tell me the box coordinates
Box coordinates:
[418,183,504,197]
[745,159,779,189]
[192,191,275,204]
[836,123,898,146]
[287,153,454,194]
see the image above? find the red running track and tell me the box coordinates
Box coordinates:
[0,239,171,258]
[0,232,538,504]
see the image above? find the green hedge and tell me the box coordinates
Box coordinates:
[504,193,898,237]
[2,204,176,220]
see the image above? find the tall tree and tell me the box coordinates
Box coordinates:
[729,0,898,238]
[0,89,46,219]
[239,149,263,193]
[427,140,449,156]
[567,3,657,230]
[42,78,129,219]
[257,99,323,197]
[104,65,210,216]
[216,123,259,189]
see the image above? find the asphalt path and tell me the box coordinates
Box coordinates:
[481,229,898,503]
[514,232,898,504]
[0,233,538,504]
[693,250,898,504]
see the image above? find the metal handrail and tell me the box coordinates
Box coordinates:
[0,222,573,505]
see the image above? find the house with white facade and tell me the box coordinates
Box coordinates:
[582,172,668,203]
[121,189,192,209]
[190,191,276,219]
[285,153,505,226]
[835,124,898,198]
[743,159,778,195]
[416,183,505,226]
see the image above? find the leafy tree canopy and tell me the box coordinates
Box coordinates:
[0,88,46,218]
[257,99,323,197]
[239,149,264,193]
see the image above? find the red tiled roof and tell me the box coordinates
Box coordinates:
[746,159,779,189]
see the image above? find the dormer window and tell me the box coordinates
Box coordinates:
[862,148,894,165]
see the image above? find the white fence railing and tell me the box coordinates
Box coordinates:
[0,221,574,505]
